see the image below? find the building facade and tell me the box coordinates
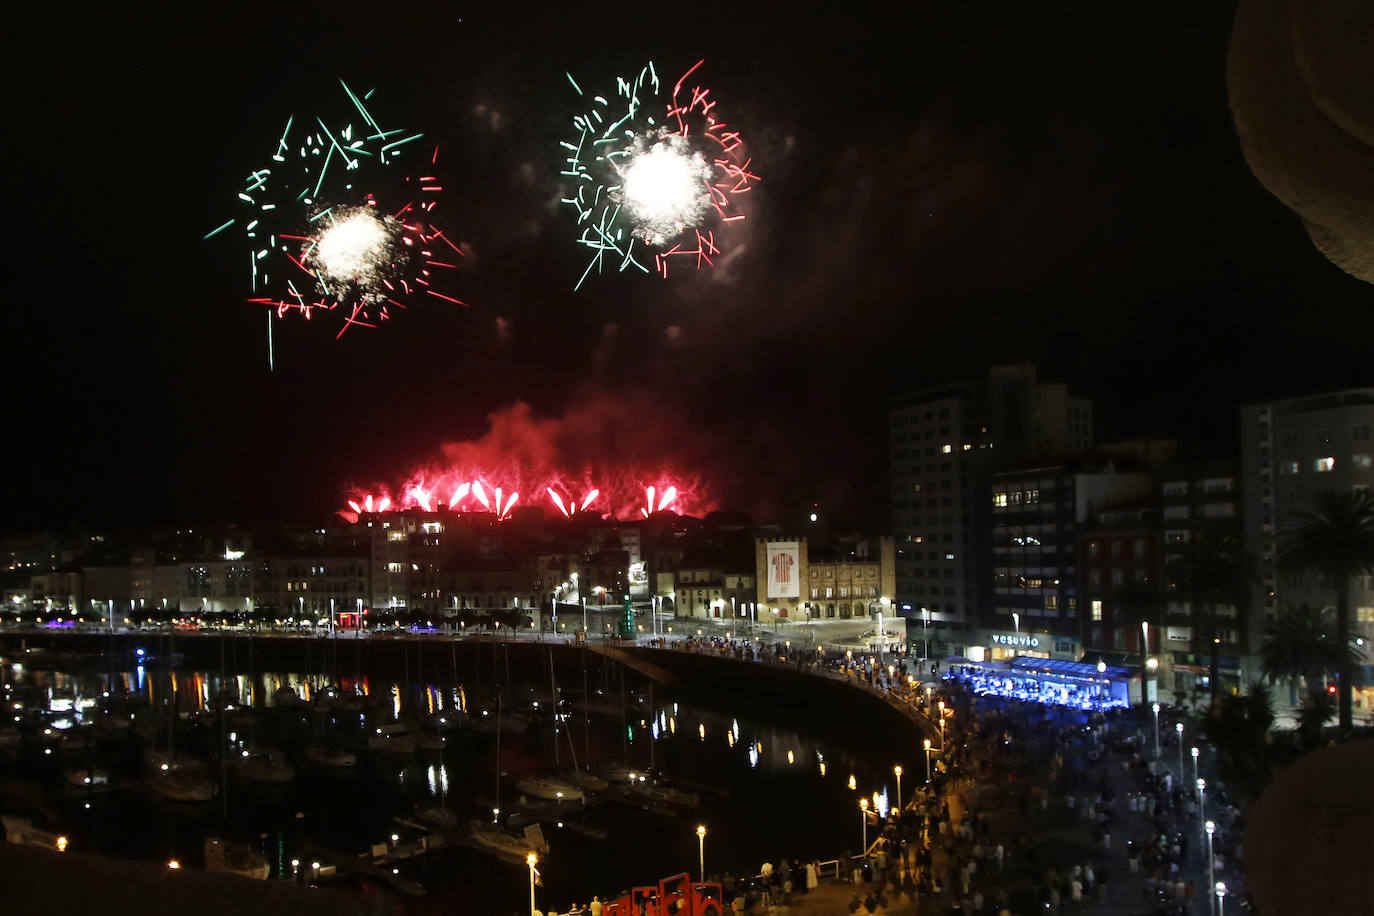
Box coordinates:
[890,362,1092,651]
[1241,390,1374,683]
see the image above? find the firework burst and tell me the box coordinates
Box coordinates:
[206,81,466,359]
[560,60,757,289]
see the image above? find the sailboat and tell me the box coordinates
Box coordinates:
[147,634,216,802]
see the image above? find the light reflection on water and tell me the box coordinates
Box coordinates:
[2,653,898,911]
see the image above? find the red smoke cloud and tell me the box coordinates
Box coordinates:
[343,393,715,521]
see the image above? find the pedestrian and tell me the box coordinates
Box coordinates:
[805,860,818,891]
[590,897,602,916]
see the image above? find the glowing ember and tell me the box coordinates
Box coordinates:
[307,206,405,294]
[560,60,757,288]
[207,80,467,359]
[619,134,711,247]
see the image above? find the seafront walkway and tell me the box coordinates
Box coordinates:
[544,636,1246,916]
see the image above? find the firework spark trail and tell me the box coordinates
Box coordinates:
[208,82,467,358]
[350,474,699,522]
[560,60,757,289]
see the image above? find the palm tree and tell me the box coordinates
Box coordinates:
[1278,490,1374,733]
[1258,604,1355,705]
[1168,534,1258,709]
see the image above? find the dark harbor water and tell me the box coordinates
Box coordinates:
[1,639,908,914]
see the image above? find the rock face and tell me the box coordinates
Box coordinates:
[1244,739,1374,915]
[1228,0,1374,283]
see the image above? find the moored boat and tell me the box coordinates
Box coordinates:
[232,748,296,783]
[368,723,418,756]
[204,837,270,879]
[515,774,584,803]
[628,781,699,810]
[470,821,537,860]
[561,768,609,793]
[66,768,110,788]
[302,745,356,768]
[149,770,217,802]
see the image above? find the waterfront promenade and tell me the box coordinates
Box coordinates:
[543,636,1245,916]
[0,625,1245,915]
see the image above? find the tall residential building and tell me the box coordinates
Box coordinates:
[1241,390,1374,665]
[1159,459,1244,699]
[985,460,1153,660]
[889,362,1092,650]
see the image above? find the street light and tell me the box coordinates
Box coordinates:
[893,765,903,811]
[1152,703,1161,756]
[922,607,930,662]
[1205,821,1216,916]
[1141,621,1151,702]
[1176,722,1185,776]
[527,852,539,916]
[1215,882,1227,916]
[1198,779,1207,825]
[923,739,932,783]
[1012,611,1019,635]
[696,825,707,883]
[1191,746,1200,794]
[859,798,869,862]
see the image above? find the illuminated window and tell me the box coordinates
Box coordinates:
[1091,599,1103,621]
[1315,457,1335,472]
[387,563,404,573]
[993,493,1008,507]
[1281,460,1299,474]
[389,531,405,542]
[1353,454,1372,469]
[941,444,952,454]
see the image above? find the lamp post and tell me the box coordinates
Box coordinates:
[894,765,903,812]
[527,852,539,916]
[1197,779,1207,825]
[1205,821,1216,916]
[581,596,587,635]
[923,739,932,783]
[1191,746,1200,795]
[937,701,946,748]
[1151,703,1161,757]
[696,825,706,883]
[1215,882,1227,916]
[859,798,869,862]
[1176,722,1185,776]
[1141,620,1150,703]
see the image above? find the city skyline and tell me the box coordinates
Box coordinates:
[7,3,1373,535]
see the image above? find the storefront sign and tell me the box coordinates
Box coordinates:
[991,633,1040,648]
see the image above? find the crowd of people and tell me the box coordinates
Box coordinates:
[540,635,1247,915]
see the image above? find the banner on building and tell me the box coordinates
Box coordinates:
[766,541,801,599]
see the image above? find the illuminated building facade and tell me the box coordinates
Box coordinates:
[1241,390,1374,696]
[890,362,1092,653]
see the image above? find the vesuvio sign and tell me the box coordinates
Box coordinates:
[991,633,1040,648]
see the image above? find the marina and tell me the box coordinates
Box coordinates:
[0,633,906,912]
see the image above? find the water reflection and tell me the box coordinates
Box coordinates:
[2,650,897,911]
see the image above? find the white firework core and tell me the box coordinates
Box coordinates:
[310,207,398,294]
[620,134,711,247]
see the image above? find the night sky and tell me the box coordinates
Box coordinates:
[6,2,1372,535]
